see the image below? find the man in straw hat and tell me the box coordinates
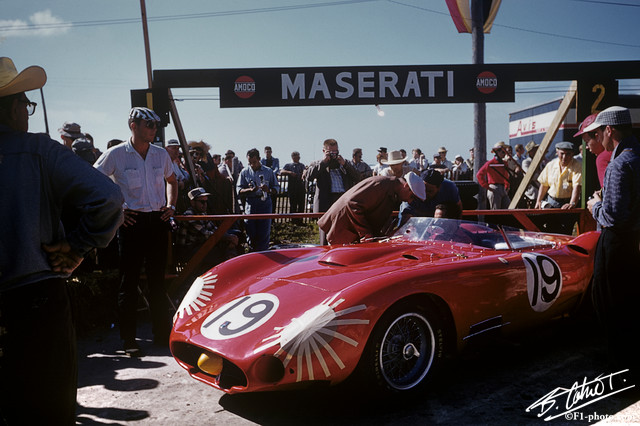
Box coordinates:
[379,149,411,178]
[0,57,123,424]
[586,106,640,379]
[318,172,426,245]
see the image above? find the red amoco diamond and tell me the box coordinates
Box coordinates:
[476,71,498,94]
[234,76,256,99]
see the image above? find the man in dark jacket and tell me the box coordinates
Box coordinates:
[0,57,123,425]
[305,138,360,244]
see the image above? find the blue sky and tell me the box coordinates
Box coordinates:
[2,0,640,165]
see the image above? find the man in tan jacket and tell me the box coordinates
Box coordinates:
[318,173,426,245]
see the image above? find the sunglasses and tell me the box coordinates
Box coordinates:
[19,99,37,116]
[141,120,158,129]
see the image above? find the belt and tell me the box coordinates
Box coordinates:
[548,195,570,203]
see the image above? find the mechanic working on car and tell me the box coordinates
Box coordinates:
[586,106,640,381]
[317,173,426,245]
[0,57,124,425]
[398,168,463,226]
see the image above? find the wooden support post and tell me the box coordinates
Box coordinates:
[508,81,577,209]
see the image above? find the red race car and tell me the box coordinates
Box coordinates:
[170,217,599,394]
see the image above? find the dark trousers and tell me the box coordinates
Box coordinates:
[592,229,640,375]
[118,212,171,342]
[0,278,77,425]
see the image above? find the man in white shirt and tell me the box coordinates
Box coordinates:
[94,107,178,356]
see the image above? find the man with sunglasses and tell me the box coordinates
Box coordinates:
[94,106,178,357]
[0,57,123,424]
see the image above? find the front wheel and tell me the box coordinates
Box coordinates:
[359,303,446,393]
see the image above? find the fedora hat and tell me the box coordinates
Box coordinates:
[525,140,539,153]
[0,57,47,97]
[382,150,406,165]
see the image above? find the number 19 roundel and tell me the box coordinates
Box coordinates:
[522,253,562,312]
[201,294,279,340]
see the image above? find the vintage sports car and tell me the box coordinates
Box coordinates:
[170,217,599,394]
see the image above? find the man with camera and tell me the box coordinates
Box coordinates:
[304,138,360,244]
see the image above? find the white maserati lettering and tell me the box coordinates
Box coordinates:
[281,70,455,100]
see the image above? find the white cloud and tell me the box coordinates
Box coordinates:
[0,10,71,37]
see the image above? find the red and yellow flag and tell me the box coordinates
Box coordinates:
[445,0,501,33]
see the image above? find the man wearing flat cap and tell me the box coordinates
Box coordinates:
[535,141,581,210]
[535,141,581,234]
[399,168,463,225]
[318,173,426,245]
[586,106,640,378]
[0,57,123,423]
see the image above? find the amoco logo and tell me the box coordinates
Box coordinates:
[476,71,498,94]
[234,75,256,99]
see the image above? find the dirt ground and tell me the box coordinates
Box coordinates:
[76,314,640,425]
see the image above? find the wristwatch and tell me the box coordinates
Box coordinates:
[167,205,176,211]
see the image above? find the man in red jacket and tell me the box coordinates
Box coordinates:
[476,142,512,209]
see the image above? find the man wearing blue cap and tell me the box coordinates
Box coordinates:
[586,106,640,378]
[399,168,463,225]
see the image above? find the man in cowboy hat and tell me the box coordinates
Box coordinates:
[318,172,426,245]
[58,121,84,149]
[379,149,411,178]
[0,57,123,424]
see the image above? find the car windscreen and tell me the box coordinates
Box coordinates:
[394,217,554,250]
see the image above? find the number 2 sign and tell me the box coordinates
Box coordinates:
[522,253,562,312]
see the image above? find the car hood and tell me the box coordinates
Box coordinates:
[172,241,469,358]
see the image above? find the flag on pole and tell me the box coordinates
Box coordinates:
[445,0,501,33]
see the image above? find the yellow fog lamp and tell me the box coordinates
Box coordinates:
[197,352,223,376]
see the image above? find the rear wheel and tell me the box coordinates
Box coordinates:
[360,303,446,393]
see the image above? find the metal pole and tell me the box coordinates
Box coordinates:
[139,0,153,89]
[471,0,487,209]
[39,87,49,136]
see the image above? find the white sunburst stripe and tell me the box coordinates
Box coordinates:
[308,336,331,377]
[334,304,367,316]
[317,328,359,347]
[304,341,314,380]
[328,319,370,326]
[314,332,345,370]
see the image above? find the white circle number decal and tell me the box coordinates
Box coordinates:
[522,253,562,312]
[201,293,279,340]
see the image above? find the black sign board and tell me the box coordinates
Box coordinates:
[217,65,515,108]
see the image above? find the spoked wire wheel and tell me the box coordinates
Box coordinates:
[378,312,436,391]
